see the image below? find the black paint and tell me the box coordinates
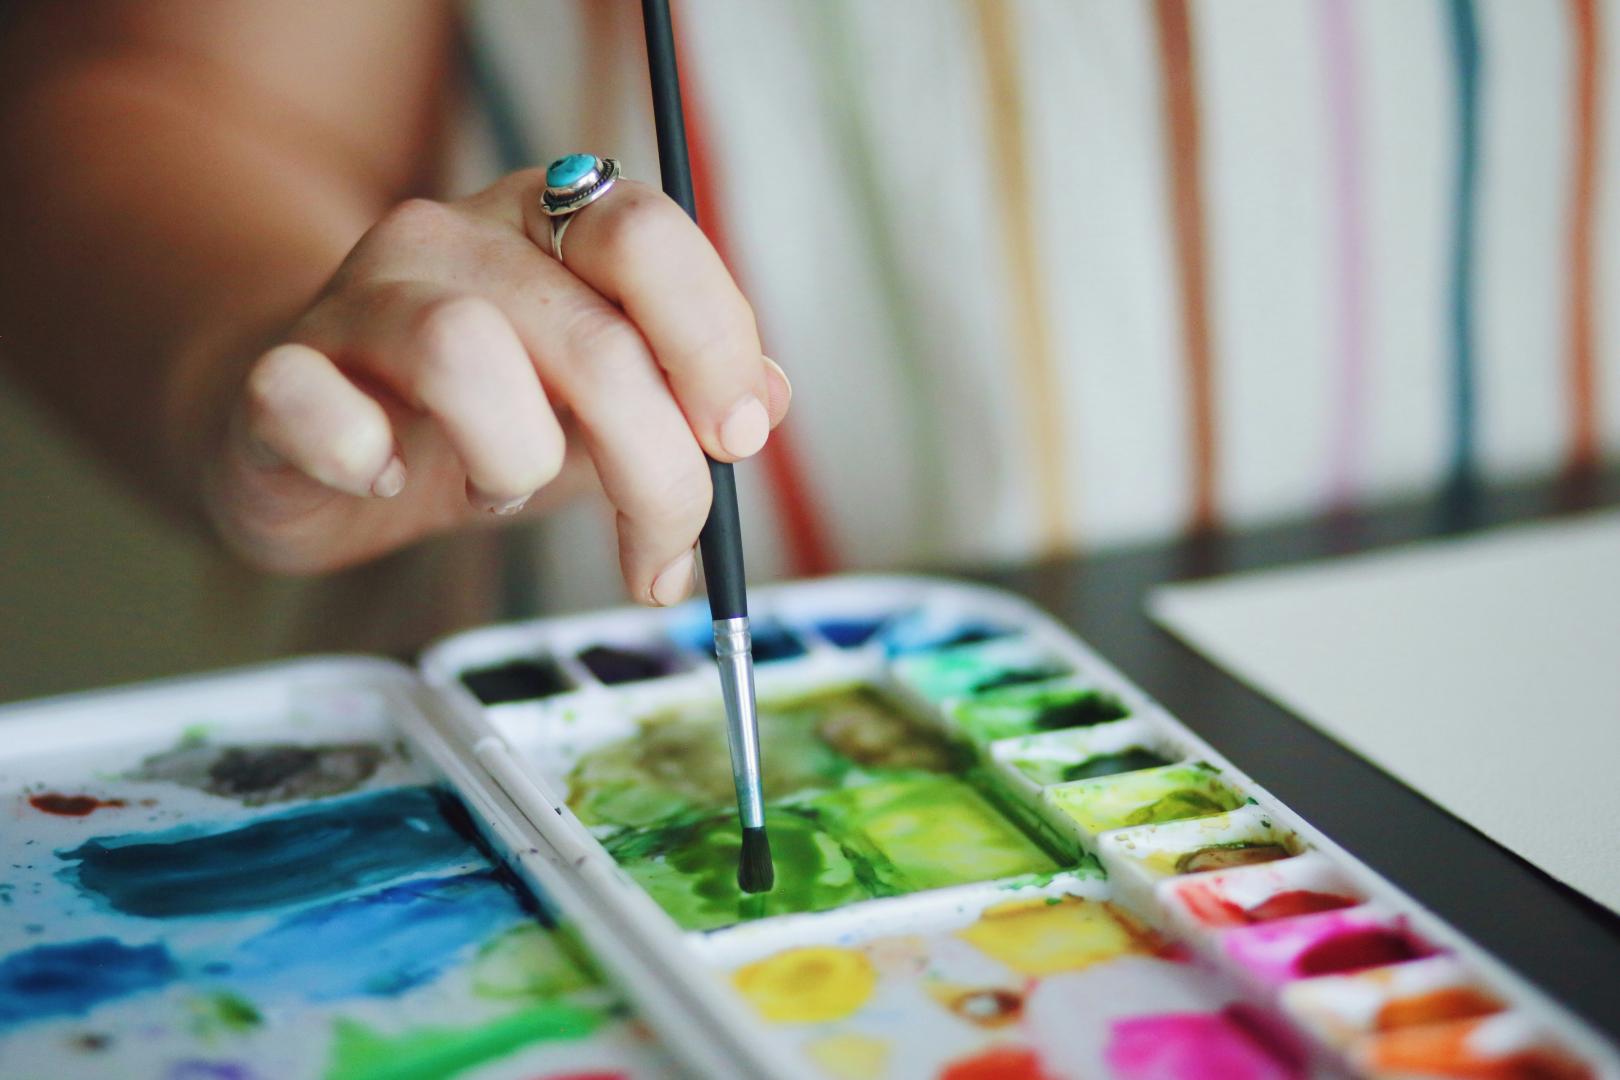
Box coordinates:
[577,644,680,685]
[460,657,574,704]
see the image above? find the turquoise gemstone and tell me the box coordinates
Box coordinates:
[547,154,597,188]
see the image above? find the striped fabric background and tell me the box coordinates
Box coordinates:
[455,0,1617,612]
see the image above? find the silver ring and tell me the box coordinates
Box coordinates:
[539,154,621,264]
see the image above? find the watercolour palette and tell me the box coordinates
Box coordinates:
[1,577,1616,1079]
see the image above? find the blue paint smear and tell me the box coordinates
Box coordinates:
[0,937,178,1029]
[879,610,1012,656]
[59,787,482,918]
[210,871,526,1002]
[812,617,888,648]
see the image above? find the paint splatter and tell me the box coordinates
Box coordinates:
[933,986,1023,1028]
[0,937,178,1029]
[956,896,1159,976]
[166,1062,257,1080]
[27,793,128,817]
[60,786,483,918]
[324,1002,606,1080]
[186,992,263,1037]
[461,656,574,704]
[1105,1008,1304,1080]
[210,871,530,1002]
[129,742,385,806]
[732,947,876,1023]
[937,1046,1051,1080]
[568,686,957,828]
[1174,842,1292,874]
[576,644,681,684]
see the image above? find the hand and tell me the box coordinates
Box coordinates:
[204,169,791,605]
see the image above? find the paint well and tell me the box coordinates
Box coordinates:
[1224,908,1434,986]
[891,637,1071,702]
[129,741,385,806]
[953,680,1129,742]
[461,656,574,704]
[1106,1007,1304,1080]
[567,685,959,829]
[879,611,1011,655]
[60,786,483,917]
[955,896,1160,977]
[1045,764,1244,837]
[575,643,682,684]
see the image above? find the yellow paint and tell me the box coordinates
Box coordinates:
[806,1033,891,1080]
[732,946,877,1024]
[957,897,1155,976]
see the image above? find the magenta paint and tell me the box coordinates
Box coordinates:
[1105,1007,1304,1080]
[1222,907,1434,987]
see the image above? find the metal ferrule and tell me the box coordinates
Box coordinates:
[713,616,765,830]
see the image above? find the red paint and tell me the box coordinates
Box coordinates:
[1245,890,1358,922]
[28,793,127,817]
[938,1046,1050,1080]
[1178,883,1356,927]
[1293,927,1429,977]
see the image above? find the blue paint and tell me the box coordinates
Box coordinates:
[1446,0,1481,487]
[60,787,482,918]
[879,610,1012,656]
[670,607,806,664]
[0,937,177,1029]
[813,617,888,648]
[211,871,526,1002]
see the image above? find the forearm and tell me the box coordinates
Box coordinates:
[0,57,386,520]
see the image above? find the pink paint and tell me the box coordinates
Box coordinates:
[1223,907,1434,987]
[1105,1007,1303,1080]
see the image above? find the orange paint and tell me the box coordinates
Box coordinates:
[1364,1018,1592,1080]
[1374,987,1503,1031]
[938,1046,1051,1080]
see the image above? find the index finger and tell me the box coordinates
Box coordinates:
[521,178,781,462]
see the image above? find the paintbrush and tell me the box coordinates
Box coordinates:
[640,0,773,895]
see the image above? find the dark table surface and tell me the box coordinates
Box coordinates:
[973,468,1620,1043]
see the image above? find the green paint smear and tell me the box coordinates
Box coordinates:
[953,680,1129,742]
[569,685,961,828]
[893,639,1071,701]
[324,1001,604,1080]
[470,923,599,1001]
[608,776,1061,931]
[1048,763,1244,834]
[188,991,263,1039]
[606,805,882,931]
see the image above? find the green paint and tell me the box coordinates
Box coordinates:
[892,638,1070,702]
[1059,748,1172,783]
[1174,841,1293,874]
[187,991,263,1038]
[324,1001,604,1080]
[812,776,1059,891]
[952,680,1129,742]
[470,923,597,1001]
[1046,763,1244,837]
[568,685,959,828]
[606,806,883,931]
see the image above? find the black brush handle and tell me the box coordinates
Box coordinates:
[641,0,748,621]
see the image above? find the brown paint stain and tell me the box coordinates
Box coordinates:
[28,793,127,817]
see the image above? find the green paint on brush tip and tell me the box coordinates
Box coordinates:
[324,1002,605,1080]
[568,684,960,828]
[606,806,882,932]
[952,680,1129,742]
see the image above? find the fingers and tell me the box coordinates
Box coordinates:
[301,283,567,514]
[241,343,402,498]
[522,179,782,462]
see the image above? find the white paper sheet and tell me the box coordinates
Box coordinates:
[1149,510,1620,915]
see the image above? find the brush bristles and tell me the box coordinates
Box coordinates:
[738,825,775,894]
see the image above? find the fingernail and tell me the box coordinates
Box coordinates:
[650,549,695,607]
[372,456,406,498]
[719,396,770,458]
[491,493,531,516]
[763,355,793,410]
